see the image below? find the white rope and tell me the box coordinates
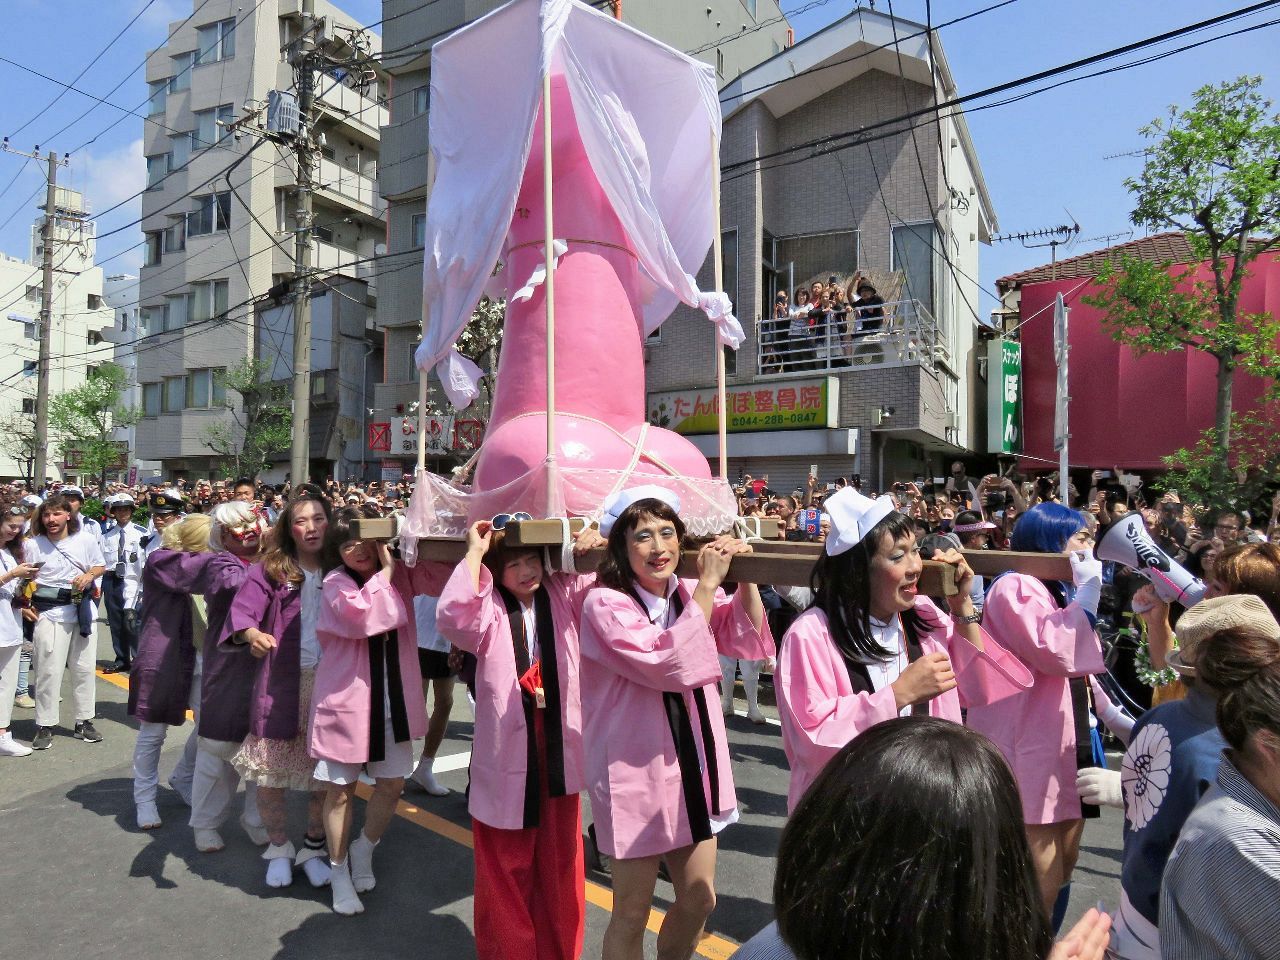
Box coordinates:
[542,516,577,577]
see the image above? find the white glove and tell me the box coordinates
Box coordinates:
[1076,767,1123,808]
[1070,550,1103,616]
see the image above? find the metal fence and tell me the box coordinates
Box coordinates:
[755,298,946,376]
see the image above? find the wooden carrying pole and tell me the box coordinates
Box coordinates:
[710,130,728,480]
[417,150,437,475]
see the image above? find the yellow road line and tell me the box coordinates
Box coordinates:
[97,666,740,957]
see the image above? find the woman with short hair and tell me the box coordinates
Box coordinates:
[579,487,773,960]
[0,501,41,756]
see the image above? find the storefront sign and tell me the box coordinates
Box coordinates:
[987,340,1023,454]
[380,462,401,486]
[647,377,837,435]
[391,415,454,457]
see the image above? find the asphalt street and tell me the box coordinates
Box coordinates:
[0,624,1122,959]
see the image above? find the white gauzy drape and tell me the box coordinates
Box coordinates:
[414,0,743,409]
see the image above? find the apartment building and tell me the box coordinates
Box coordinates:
[137,0,387,481]
[371,0,793,473]
[645,6,998,492]
[0,188,116,481]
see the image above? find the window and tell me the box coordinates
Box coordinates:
[87,294,103,311]
[170,132,191,169]
[164,293,191,331]
[146,153,171,189]
[143,305,167,335]
[164,219,185,253]
[87,330,103,345]
[212,368,226,406]
[192,104,234,149]
[144,231,162,266]
[25,285,39,301]
[716,49,725,78]
[188,191,231,236]
[169,52,194,91]
[143,383,161,417]
[740,0,758,15]
[411,212,426,249]
[311,372,327,396]
[163,376,186,413]
[412,86,429,116]
[892,222,939,318]
[86,364,99,380]
[21,398,34,414]
[196,19,236,64]
[22,361,37,376]
[186,368,211,407]
[191,279,229,322]
[148,80,167,115]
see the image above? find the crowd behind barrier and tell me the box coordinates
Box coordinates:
[0,457,1277,960]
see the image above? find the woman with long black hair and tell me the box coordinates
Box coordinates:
[774,486,1031,813]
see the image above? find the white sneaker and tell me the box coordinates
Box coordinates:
[194,828,224,853]
[328,859,364,916]
[136,801,162,830]
[410,759,449,797]
[0,732,32,757]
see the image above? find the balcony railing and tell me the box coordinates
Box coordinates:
[317,157,384,217]
[755,298,948,376]
[314,72,388,131]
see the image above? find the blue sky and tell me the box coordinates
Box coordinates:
[0,0,1275,313]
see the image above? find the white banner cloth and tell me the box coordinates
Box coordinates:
[414,0,741,408]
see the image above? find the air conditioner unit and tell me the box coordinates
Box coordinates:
[946,412,961,431]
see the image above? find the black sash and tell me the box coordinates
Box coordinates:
[1038,579,1100,821]
[497,584,567,829]
[627,586,720,845]
[367,629,412,763]
[836,613,929,717]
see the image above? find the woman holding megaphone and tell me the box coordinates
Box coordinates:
[966,502,1118,927]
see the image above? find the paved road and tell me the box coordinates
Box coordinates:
[0,625,1121,958]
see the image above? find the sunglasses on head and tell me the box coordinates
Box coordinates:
[6,505,28,516]
[490,511,533,531]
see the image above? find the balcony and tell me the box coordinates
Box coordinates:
[314,72,388,137]
[755,299,949,376]
[313,240,378,297]
[316,157,386,220]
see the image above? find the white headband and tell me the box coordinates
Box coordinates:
[823,486,898,556]
[599,485,682,536]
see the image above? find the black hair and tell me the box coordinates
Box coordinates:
[810,510,934,662]
[322,503,381,575]
[597,499,687,594]
[776,718,1052,960]
[232,476,256,491]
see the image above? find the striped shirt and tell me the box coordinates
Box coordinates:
[1159,756,1280,959]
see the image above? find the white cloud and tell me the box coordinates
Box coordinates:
[76,138,146,273]
[137,0,187,34]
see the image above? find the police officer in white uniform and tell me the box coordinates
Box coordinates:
[100,494,147,673]
[142,491,185,559]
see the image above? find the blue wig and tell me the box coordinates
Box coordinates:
[1010,502,1087,554]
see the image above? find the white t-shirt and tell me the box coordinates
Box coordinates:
[0,550,24,647]
[868,615,909,718]
[28,531,106,624]
[413,594,448,653]
[299,568,324,669]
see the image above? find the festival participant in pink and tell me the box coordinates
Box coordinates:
[311,506,447,916]
[966,502,1107,923]
[435,514,602,960]
[775,487,1033,813]
[578,486,773,960]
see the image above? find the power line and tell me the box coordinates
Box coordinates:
[721,0,1280,176]
[685,0,835,56]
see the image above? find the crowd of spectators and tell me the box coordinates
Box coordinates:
[762,272,887,375]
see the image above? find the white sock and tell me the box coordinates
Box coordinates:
[265,854,293,888]
[348,832,377,893]
[136,801,162,830]
[412,758,449,796]
[328,859,364,916]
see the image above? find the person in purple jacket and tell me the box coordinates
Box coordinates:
[128,515,211,830]
[187,501,271,853]
[226,490,333,890]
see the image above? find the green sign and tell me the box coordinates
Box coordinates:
[648,377,837,435]
[987,340,1022,454]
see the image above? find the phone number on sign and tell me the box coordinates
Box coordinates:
[738,412,821,428]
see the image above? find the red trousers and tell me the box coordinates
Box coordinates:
[471,713,585,960]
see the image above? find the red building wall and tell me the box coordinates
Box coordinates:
[1016,253,1280,471]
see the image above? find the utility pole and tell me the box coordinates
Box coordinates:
[289,0,317,488]
[34,151,58,490]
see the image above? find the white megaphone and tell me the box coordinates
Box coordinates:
[1096,513,1206,607]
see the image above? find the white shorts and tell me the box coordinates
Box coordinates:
[312,717,422,785]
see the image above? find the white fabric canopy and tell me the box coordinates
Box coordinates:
[414,0,742,408]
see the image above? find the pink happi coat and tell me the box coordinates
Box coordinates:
[965,573,1106,825]
[435,561,596,831]
[309,561,450,765]
[578,579,775,859]
[776,596,1033,813]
